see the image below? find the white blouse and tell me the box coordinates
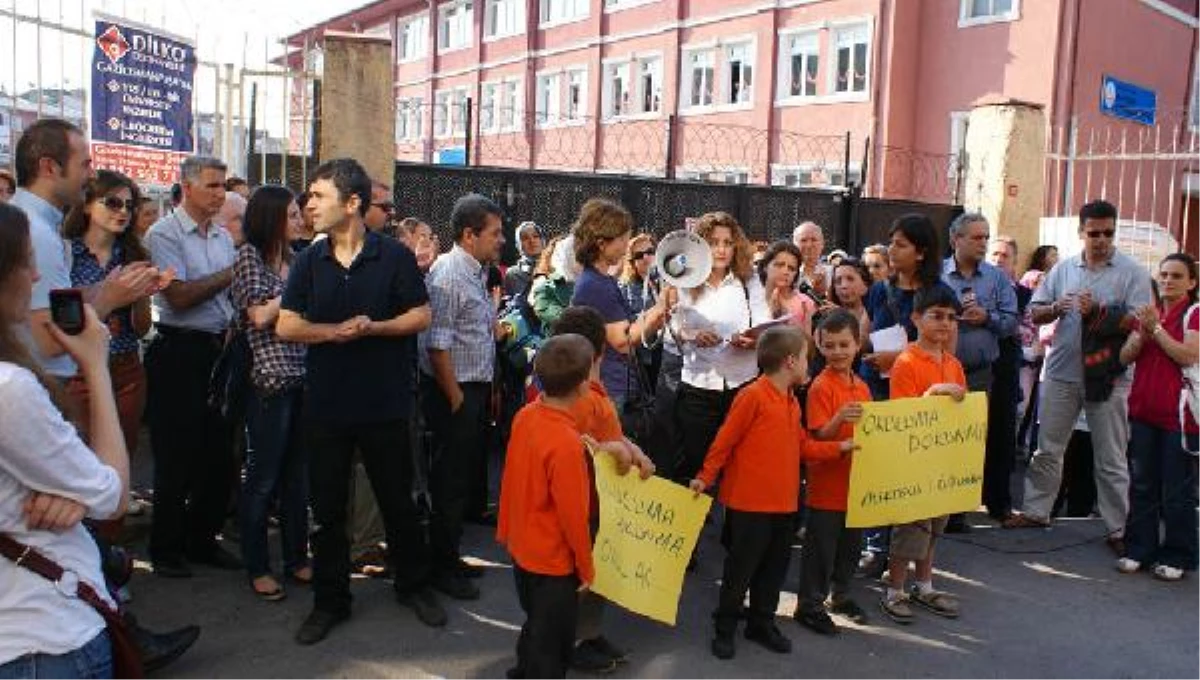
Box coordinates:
[675,273,772,390]
[0,362,122,664]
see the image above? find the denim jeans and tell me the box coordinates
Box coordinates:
[0,631,111,679]
[240,387,310,579]
[1124,420,1199,570]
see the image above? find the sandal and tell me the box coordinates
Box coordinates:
[1002,513,1050,529]
[251,576,286,602]
[1153,564,1184,582]
[290,566,313,586]
[879,594,915,624]
[908,588,960,618]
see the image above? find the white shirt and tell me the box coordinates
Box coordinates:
[676,273,771,390]
[0,363,122,664]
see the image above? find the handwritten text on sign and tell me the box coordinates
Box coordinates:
[591,451,711,626]
[845,393,987,528]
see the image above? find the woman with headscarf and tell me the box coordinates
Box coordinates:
[503,221,543,299]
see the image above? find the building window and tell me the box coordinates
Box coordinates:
[566,67,587,121]
[959,0,1018,25]
[603,62,629,119]
[771,163,862,188]
[726,42,754,105]
[782,32,818,98]
[500,79,521,131]
[397,98,424,141]
[434,90,452,137]
[636,57,662,114]
[604,0,657,10]
[832,23,869,94]
[438,1,474,52]
[398,14,429,62]
[679,168,750,184]
[539,0,588,26]
[536,73,561,125]
[485,0,524,39]
[684,49,715,108]
[480,82,498,132]
[948,111,969,178]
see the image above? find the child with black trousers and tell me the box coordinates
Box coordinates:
[497,334,598,678]
[690,326,856,660]
[795,309,873,635]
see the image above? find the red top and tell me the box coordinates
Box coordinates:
[696,376,843,513]
[805,368,873,512]
[1129,298,1198,433]
[497,400,596,583]
[890,342,967,399]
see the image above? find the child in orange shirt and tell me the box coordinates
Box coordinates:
[796,309,873,635]
[689,326,855,661]
[881,286,968,625]
[497,334,598,678]
[549,306,654,672]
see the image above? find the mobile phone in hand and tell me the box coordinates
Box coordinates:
[49,289,86,335]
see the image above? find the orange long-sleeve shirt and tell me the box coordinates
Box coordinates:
[496,399,596,583]
[889,342,967,399]
[570,379,623,442]
[805,368,873,512]
[696,375,843,513]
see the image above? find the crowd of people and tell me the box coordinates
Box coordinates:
[0,116,1196,679]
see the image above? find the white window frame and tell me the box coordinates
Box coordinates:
[438,0,475,54]
[635,55,663,115]
[536,72,562,127]
[681,47,716,111]
[484,0,525,41]
[770,162,862,189]
[565,66,588,123]
[677,167,752,185]
[602,60,631,120]
[433,89,453,138]
[1190,53,1200,132]
[724,41,754,106]
[829,21,870,97]
[500,78,522,132]
[396,97,424,142]
[480,82,499,133]
[948,111,969,179]
[539,0,590,29]
[397,13,430,63]
[958,0,1020,28]
[603,0,659,13]
[451,87,469,136]
[361,22,392,38]
[777,30,819,101]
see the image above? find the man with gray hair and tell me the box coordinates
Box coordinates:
[144,155,240,578]
[792,221,831,301]
[941,212,1018,529]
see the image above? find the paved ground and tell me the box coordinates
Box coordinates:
[122,506,1198,679]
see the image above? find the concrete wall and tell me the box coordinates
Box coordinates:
[319,33,396,185]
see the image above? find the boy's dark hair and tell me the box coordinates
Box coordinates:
[450,193,503,242]
[310,158,372,217]
[225,176,248,191]
[913,285,963,316]
[757,325,806,374]
[818,307,861,342]
[1079,199,1117,226]
[550,306,606,356]
[535,334,594,397]
[15,118,83,187]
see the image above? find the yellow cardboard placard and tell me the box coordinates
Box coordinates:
[845,393,988,528]
[590,450,712,626]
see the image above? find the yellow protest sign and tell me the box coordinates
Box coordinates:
[590,450,712,626]
[846,393,988,528]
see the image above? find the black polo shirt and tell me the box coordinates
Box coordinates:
[282,230,428,425]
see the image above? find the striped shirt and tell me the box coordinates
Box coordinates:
[420,244,496,383]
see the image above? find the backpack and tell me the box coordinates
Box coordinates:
[1181,304,1199,455]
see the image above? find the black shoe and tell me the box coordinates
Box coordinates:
[398,587,448,628]
[745,623,792,653]
[589,635,628,664]
[457,559,485,579]
[187,545,243,570]
[827,597,869,624]
[126,614,200,674]
[152,558,192,579]
[794,608,838,636]
[571,639,618,674]
[505,666,525,679]
[295,609,349,645]
[710,632,736,660]
[433,573,480,600]
[943,515,971,534]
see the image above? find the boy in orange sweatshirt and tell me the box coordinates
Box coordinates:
[881,286,968,625]
[796,309,874,635]
[689,326,855,660]
[497,334,598,678]
[550,306,655,672]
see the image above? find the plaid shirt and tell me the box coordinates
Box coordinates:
[68,239,141,356]
[231,243,305,392]
[419,245,496,383]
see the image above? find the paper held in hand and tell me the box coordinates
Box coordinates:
[868,325,908,377]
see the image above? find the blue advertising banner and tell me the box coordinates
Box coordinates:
[90,15,196,185]
[1100,75,1156,126]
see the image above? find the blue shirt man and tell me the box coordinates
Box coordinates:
[940,213,1018,382]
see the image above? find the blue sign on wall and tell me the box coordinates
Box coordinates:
[1100,75,1156,126]
[436,147,466,166]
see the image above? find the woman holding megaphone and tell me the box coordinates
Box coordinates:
[670,212,770,486]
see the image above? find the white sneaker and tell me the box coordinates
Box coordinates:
[1153,564,1184,581]
[1115,558,1141,574]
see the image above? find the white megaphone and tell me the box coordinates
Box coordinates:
[654,230,713,289]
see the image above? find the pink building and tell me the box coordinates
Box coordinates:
[285,0,1199,245]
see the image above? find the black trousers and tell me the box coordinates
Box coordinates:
[307,418,430,615]
[423,380,491,572]
[984,340,1022,517]
[798,508,862,614]
[145,329,234,563]
[513,565,579,679]
[715,510,794,633]
[674,382,743,485]
[648,350,683,477]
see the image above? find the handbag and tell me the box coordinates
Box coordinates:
[620,349,657,448]
[1179,304,1199,455]
[207,330,252,421]
[0,533,144,678]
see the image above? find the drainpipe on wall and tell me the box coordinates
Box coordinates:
[763,2,781,185]
[867,0,887,198]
